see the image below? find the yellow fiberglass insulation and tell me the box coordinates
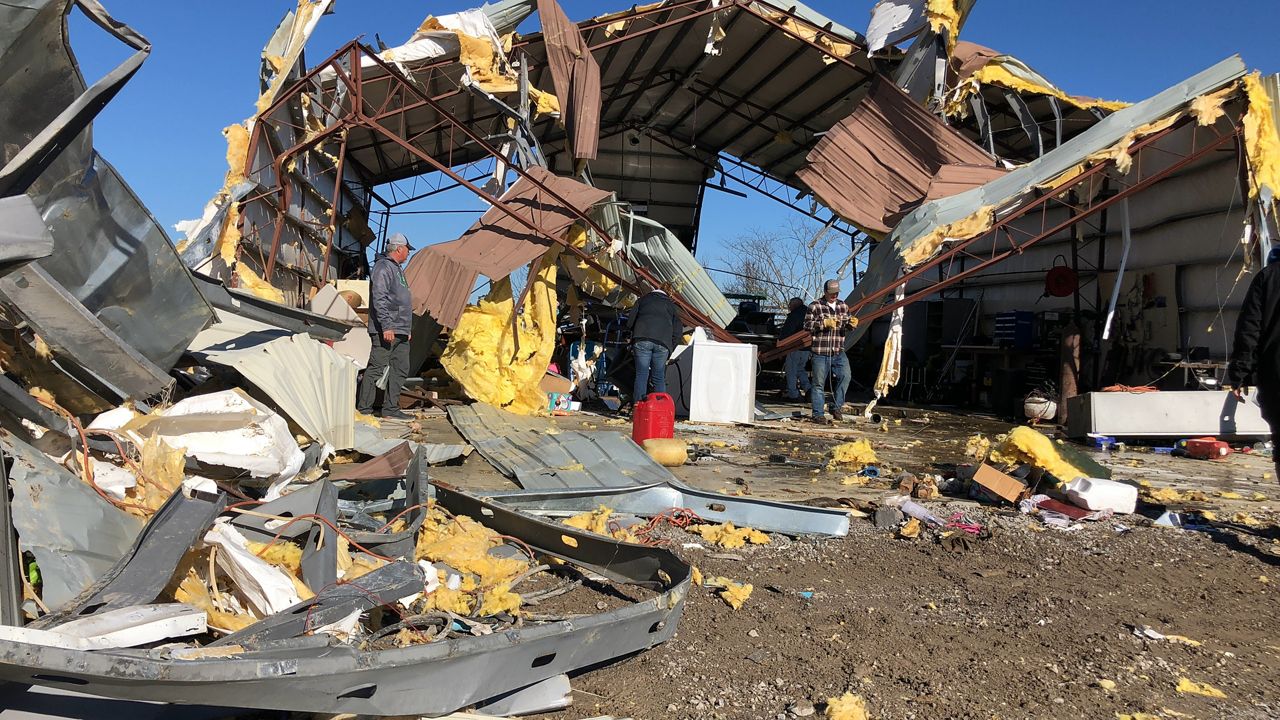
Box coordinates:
[415,505,529,616]
[900,206,995,267]
[964,434,991,461]
[705,576,752,610]
[236,264,286,304]
[693,522,770,550]
[828,439,878,470]
[1190,84,1235,127]
[563,505,643,543]
[989,427,1086,483]
[135,435,186,516]
[969,63,1129,114]
[1175,677,1227,699]
[1243,72,1280,200]
[562,224,624,301]
[441,246,563,415]
[825,692,870,720]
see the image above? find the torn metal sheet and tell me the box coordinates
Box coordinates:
[448,404,670,489]
[204,334,357,450]
[33,490,226,628]
[185,310,293,354]
[622,213,736,328]
[191,273,351,341]
[3,605,206,651]
[482,482,850,537]
[0,0,214,370]
[0,485,689,717]
[449,404,849,536]
[539,0,601,160]
[210,562,424,649]
[329,442,415,483]
[340,445,430,559]
[0,431,143,610]
[475,673,572,716]
[234,480,338,592]
[866,0,926,54]
[0,264,176,402]
[796,76,997,236]
[0,196,55,272]
[404,167,611,328]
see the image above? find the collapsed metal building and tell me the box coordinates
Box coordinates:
[0,0,1278,715]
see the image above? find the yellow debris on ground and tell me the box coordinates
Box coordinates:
[692,522,770,549]
[691,565,703,586]
[989,427,1087,483]
[1175,677,1227,699]
[840,475,870,487]
[828,439,878,470]
[898,518,921,540]
[562,505,642,543]
[440,247,562,415]
[964,434,991,460]
[1145,487,1210,504]
[1218,490,1245,499]
[705,576,752,610]
[414,504,530,616]
[825,691,870,720]
[1231,512,1264,528]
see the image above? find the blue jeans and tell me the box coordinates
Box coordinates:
[810,352,849,418]
[632,339,669,402]
[784,349,812,398]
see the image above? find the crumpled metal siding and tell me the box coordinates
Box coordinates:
[623,213,737,328]
[0,0,214,371]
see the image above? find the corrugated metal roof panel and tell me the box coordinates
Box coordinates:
[448,403,671,489]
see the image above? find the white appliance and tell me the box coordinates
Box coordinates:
[665,331,757,424]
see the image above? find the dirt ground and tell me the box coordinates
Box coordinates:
[413,402,1280,720]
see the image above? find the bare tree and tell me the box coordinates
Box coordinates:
[716,217,851,309]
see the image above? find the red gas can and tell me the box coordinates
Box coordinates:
[632,392,675,445]
[1183,437,1232,460]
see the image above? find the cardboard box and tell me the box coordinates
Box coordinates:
[972,463,1028,504]
[539,371,573,394]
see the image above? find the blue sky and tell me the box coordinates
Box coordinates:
[70,0,1280,281]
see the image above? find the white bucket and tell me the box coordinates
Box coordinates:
[1024,396,1058,421]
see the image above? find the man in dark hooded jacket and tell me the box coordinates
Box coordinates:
[1227,248,1280,479]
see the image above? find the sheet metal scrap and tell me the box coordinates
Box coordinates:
[0,484,691,717]
[449,403,850,536]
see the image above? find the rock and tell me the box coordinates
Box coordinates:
[749,628,760,638]
[873,506,904,529]
[788,699,816,717]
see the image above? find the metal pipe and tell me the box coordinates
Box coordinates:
[1101,198,1132,341]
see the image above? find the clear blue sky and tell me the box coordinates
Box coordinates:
[70,0,1280,279]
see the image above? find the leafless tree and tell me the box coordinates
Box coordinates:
[716,217,852,309]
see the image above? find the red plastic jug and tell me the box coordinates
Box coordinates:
[632,392,675,445]
[1183,437,1232,460]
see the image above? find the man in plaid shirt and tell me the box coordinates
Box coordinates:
[803,278,858,423]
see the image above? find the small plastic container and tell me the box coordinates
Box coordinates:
[632,392,675,445]
[1065,477,1137,515]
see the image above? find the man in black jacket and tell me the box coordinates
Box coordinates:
[1228,248,1280,479]
[778,297,812,401]
[626,287,682,403]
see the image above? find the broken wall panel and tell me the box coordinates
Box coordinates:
[796,75,997,235]
[539,0,602,160]
[404,167,612,327]
[1,431,144,611]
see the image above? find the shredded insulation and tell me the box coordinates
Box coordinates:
[134,435,187,516]
[440,247,562,416]
[562,505,642,543]
[692,522,770,550]
[827,439,878,470]
[1243,72,1280,200]
[964,434,991,460]
[988,427,1087,483]
[825,692,870,720]
[900,206,995,266]
[1145,487,1210,504]
[754,5,853,64]
[414,503,530,616]
[1175,677,1227,699]
[946,56,1129,119]
[705,576,752,610]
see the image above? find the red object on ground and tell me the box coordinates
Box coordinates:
[632,392,675,445]
[1183,437,1232,460]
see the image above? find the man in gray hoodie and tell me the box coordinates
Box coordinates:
[357,233,415,419]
